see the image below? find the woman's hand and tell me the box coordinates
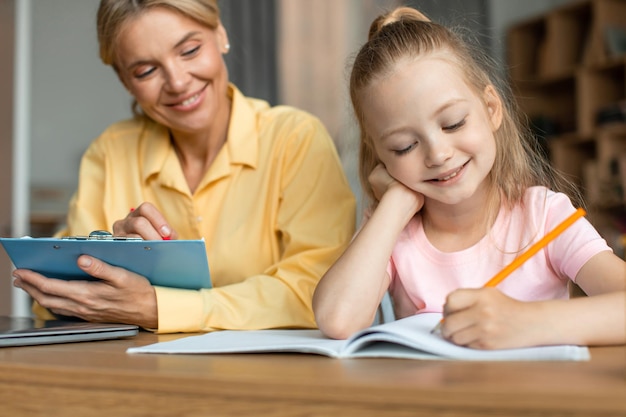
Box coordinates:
[13,255,158,329]
[440,287,545,350]
[112,202,177,240]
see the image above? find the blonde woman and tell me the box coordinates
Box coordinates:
[14,0,356,333]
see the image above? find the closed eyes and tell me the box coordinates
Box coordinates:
[394,142,417,156]
[390,118,466,156]
[135,66,156,79]
[182,45,200,57]
[443,119,466,132]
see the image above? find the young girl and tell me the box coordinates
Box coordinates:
[313,7,626,349]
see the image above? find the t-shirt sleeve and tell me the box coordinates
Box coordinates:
[544,192,612,282]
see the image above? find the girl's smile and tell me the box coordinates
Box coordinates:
[427,160,470,183]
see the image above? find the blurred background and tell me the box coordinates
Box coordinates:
[1,0,573,227]
[4,0,621,316]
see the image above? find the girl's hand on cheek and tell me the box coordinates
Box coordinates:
[369,163,424,214]
[440,287,545,350]
[368,163,396,201]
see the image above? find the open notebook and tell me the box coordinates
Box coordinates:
[128,313,589,361]
[0,316,139,347]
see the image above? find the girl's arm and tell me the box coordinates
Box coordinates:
[441,251,626,349]
[313,167,423,339]
[556,250,626,345]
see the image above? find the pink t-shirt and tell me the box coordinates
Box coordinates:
[386,186,611,317]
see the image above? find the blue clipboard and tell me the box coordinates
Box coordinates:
[0,237,211,290]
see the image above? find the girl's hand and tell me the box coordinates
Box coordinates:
[368,163,398,201]
[369,163,424,215]
[112,202,177,240]
[440,287,545,350]
[12,255,158,329]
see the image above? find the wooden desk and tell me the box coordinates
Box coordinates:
[0,331,624,417]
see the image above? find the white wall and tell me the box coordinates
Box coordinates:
[30,0,130,191]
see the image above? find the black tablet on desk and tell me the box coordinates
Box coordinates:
[0,317,139,347]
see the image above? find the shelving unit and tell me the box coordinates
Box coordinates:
[507,0,626,258]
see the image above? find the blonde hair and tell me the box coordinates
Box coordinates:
[350,7,582,210]
[97,0,220,67]
[97,0,221,118]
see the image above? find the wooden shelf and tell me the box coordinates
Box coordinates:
[507,0,626,258]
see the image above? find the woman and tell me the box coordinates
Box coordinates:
[13,0,356,333]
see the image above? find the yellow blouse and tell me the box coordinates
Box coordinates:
[54,85,356,333]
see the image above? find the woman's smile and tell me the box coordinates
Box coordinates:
[168,86,206,111]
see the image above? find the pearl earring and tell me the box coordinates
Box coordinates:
[225,43,230,51]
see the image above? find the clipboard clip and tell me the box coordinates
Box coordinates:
[61,230,143,241]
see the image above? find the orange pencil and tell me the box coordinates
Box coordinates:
[431,207,587,334]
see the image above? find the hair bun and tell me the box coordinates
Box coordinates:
[368,7,431,40]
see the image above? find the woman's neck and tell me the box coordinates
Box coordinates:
[170,98,231,194]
